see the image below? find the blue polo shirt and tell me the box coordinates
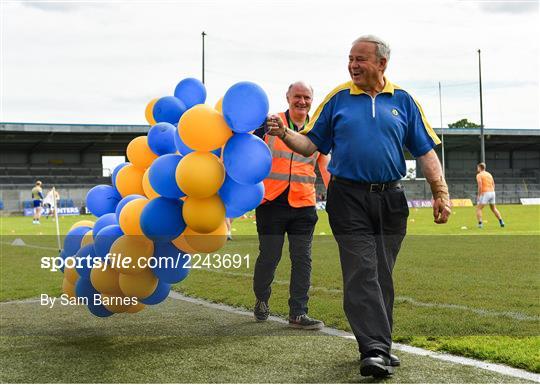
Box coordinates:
[302,79,440,183]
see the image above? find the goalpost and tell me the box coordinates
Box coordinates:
[52,187,61,252]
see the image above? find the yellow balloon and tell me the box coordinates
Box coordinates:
[119,198,148,235]
[183,195,225,234]
[184,221,228,253]
[62,278,77,299]
[171,232,198,254]
[69,220,94,232]
[80,229,93,248]
[176,152,225,198]
[116,164,145,197]
[127,136,158,169]
[101,295,132,313]
[142,168,160,199]
[110,234,154,275]
[126,302,146,313]
[145,98,158,126]
[119,268,158,299]
[64,265,79,285]
[90,266,123,296]
[178,104,232,151]
[214,97,223,113]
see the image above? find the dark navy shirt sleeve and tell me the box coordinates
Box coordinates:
[304,100,333,155]
[404,96,438,158]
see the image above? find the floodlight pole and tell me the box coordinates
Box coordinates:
[438,81,445,176]
[202,31,207,84]
[478,49,485,164]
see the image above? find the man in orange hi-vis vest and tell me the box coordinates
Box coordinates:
[252,81,330,329]
[476,162,505,228]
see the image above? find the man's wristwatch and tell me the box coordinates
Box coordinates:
[279,128,288,140]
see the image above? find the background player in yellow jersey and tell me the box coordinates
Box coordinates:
[476,162,505,228]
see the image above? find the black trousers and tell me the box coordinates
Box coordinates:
[326,179,408,356]
[253,203,318,316]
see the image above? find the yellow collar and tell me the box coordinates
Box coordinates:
[349,77,395,96]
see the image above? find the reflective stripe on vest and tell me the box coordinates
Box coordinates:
[266,172,317,184]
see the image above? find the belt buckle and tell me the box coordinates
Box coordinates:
[369,184,378,193]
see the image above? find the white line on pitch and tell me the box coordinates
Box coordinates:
[168,291,540,383]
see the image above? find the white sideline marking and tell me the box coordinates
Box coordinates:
[1,241,58,251]
[169,292,540,383]
[3,241,538,321]
[199,268,540,322]
[2,294,539,382]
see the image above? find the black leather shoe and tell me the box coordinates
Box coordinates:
[390,353,400,367]
[360,354,395,377]
[254,299,269,322]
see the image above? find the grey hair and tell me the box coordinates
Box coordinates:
[287,81,313,96]
[352,35,391,61]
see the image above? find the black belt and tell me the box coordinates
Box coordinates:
[331,175,402,192]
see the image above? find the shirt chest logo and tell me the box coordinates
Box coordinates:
[391,108,399,116]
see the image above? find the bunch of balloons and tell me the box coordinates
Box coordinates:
[59,77,272,317]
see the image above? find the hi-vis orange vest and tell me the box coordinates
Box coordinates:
[263,112,330,207]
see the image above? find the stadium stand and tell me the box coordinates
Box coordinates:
[1,123,539,213]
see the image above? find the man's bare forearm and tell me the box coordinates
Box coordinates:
[418,149,449,202]
[418,149,451,223]
[418,149,443,184]
[280,129,318,157]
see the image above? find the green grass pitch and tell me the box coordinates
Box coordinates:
[0,204,539,382]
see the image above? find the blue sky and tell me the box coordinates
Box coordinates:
[1,0,539,128]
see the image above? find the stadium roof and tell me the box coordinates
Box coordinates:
[1,122,539,136]
[0,122,150,134]
[1,123,539,153]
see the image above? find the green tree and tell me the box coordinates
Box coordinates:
[448,118,480,128]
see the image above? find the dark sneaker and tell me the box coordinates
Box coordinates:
[254,299,269,322]
[288,314,324,330]
[390,353,400,367]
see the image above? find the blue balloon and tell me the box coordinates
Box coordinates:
[174,131,221,157]
[173,78,207,109]
[219,175,264,215]
[173,130,194,156]
[153,96,186,125]
[223,134,272,185]
[222,81,269,133]
[92,213,118,238]
[75,278,96,300]
[151,242,189,284]
[111,162,128,187]
[87,302,114,317]
[63,226,92,257]
[115,194,145,222]
[140,280,171,305]
[148,123,177,155]
[76,279,113,317]
[75,244,100,280]
[86,185,121,217]
[94,224,124,258]
[140,197,185,242]
[148,154,185,199]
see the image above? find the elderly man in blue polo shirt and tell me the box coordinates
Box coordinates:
[266,35,451,378]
